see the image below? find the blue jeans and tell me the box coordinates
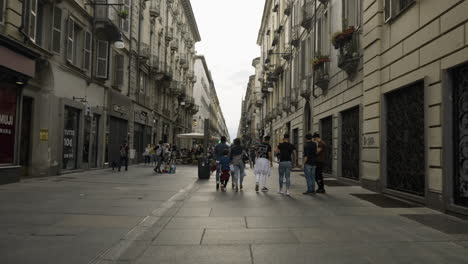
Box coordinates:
[278,161,292,189]
[216,163,222,182]
[233,163,245,186]
[304,164,316,192]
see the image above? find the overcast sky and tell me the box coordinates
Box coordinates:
[191,0,265,142]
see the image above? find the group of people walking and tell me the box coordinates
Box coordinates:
[213,132,327,195]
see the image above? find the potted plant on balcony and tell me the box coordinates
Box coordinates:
[312,55,330,70]
[118,9,129,20]
[331,26,355,49]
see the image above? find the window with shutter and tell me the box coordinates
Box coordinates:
[344,0,361,27]
[28,0,38,41]
[83,31,92,72]
[114,54,124,86]
[0,0,5,24]
[66,18,74,63]
[96,40,109,79]
[52,7,62,53]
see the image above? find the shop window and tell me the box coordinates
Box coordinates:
[63,106,80,170]
[384,0,415,22]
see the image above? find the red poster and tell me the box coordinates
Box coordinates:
[0,85,17,164]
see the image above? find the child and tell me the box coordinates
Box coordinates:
[219,149,231,192]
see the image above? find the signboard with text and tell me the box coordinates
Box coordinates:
[0,86,17,164]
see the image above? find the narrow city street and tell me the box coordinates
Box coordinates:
[1,166,468,264]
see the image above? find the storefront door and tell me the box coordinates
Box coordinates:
[341,107,360,180]
[20,97,33,175]
[90,115,100,168]
[320,116,333,174]
[108,117,128,164]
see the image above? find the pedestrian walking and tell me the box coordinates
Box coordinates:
[150,144,157,165]
[303,133,318,194]
[214,136,230,190]
[230,138,245,192]
[118,141,129,172]
[144,144,152,165]
[275,134,296,196]
[313,133,327,193]
[255,135,272,192]
[249,147,256,169]
[153,141,164,173]
[219,149,231,192]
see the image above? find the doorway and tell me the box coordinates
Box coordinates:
[341,107,360,180]
[20,97,33,176]
[385,82,425,196]
[320,116,333,174]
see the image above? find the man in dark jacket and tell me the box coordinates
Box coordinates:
[118,141,129,172]
[214,136,229,190]
[313,133,326,193]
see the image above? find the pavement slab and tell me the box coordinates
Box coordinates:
[2,165,468,264]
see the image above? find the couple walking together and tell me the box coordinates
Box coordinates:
[214,136,273,192]
[272,132,326,195]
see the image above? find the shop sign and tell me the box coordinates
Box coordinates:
[63,129,75,159]
[0,86,16,164]
[40,129,49,141]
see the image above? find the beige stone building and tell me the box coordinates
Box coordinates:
[245,0,468,214]
[0,0,201,182]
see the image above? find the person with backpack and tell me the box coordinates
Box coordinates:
[153,140,164,173]
[118,141,129,172]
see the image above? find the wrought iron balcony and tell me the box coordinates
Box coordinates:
[284,1,292,15]
[94,0,121,42]
[255,99,263,107]
[283,96,291,112]
[282,46,292,61]
[139,43,150,60]
[272,32,280,46]
[185,96,195,108]
[187,70,195,80]
[149,55,160,71]
[300,78,311,99]
[301,0,315,30]
[291,88,299,108]
[336,29,360,79]
[149,0,160,18]
[291,25,301,47]
[190,104,199,115]
[314,60,330,90]
[165,27,174,42]
[170,40,178,51]
[170,80,182,96]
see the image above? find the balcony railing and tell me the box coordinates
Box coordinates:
[149,55,160,71]
[94,0,121,41]
[170,40,178,51]
[149,0,160,18]
[301,0,315,30]
[139,43,150,60]
[179,53,187,65]
[291,88,299,108]
[165,27,174,42]
[314,60,330,90]
[291,25,301,47]
[336,29,360,79]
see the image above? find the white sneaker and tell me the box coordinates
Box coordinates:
[285,190,290,196]
[278,189,284,195]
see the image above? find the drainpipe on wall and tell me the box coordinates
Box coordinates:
[127,0,134,97]
[312,0,318,99]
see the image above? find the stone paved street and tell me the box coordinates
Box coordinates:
[1,165,468,264]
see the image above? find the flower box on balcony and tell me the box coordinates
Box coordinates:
[312,55,330,70]
[331,26,355,49]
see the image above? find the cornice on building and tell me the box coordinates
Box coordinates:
[181,0,202,42]
[257,0,272,45]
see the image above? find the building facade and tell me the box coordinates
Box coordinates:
[0,0,201,183]
[242,0,468,214]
